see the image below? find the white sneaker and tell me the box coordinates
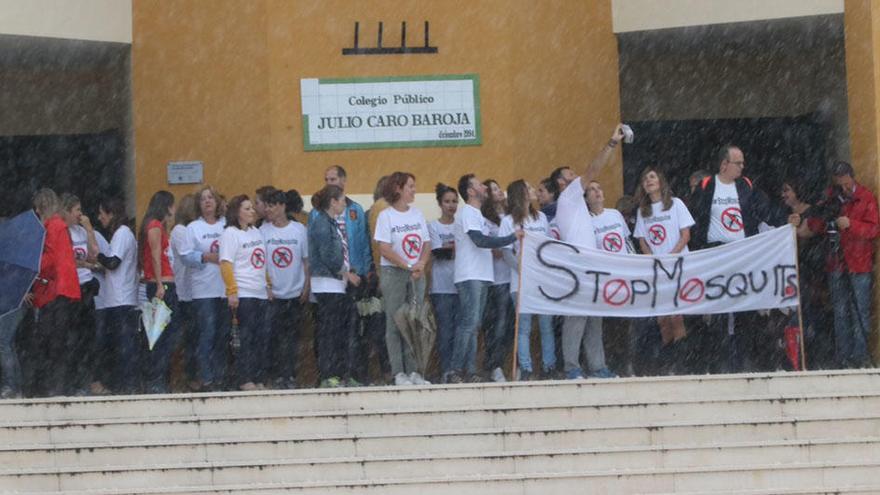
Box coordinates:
[491,367,507,383]
[409,372,431,385]
[394,372,413,386]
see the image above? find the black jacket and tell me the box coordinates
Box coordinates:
[689,175,773,250]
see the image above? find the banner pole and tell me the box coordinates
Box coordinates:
[512,235,525,381]
[791,225,808,371]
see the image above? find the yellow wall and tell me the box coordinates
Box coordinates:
[132,0,622,216]
[844,0,880,361]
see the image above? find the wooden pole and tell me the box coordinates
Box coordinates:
[511,236,525,380]
[791,226,808,371]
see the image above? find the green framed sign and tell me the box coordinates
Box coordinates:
[300,74,481,151]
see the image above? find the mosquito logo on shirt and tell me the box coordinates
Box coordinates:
[648,224,667,246]
[721,207,744,232]
[271,246,293,268]
[602,232,623,252]
[402,233,422,259]
[250,248,266,269]
[74,247,87,260]
[210,240,220,253]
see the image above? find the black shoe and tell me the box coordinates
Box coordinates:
[519,370,532,381]
[445,371,464,384]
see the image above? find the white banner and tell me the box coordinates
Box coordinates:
[300,75,480,151]
[519,226,799,317]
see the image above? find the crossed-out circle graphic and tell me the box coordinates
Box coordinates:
[679,278,705,303]
[74,247,87,260]
[721,207,744,232]
[603,279,630,306]
[250,248,266,269]
[402,234,422,260]
[648,224,667,246]
[272,246,293,268]
[603,232,623,252]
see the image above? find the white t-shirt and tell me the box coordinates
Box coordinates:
[555,177,596,248]
[219,226,268,300]
[170,224,193,302]
[92,232,111,310]
[69,224,94,284]
[101,225,138,308]
[260,221,309,299]
[499,212,549,294]
[548,218,561,240]
[484,219,511,286]
[634,198,695,255]
[374,206,430,267]
[708,177,746,244]
[185,217,226,299]
[428,220,456,295]
[592,208,632,253]
[453,203,494,284]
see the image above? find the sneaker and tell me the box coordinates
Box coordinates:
[320,377,342,388]
[239,382,259,391]
[588,367,618,379]
[444,371,464,384]
[565,369,585,380]
[491,367,507,383]
[394,372,413,386]
[467,373,484,383]
[0,387,20,399]
[345,377,363,387]
[518,369,532,382]
[409,372,431,385]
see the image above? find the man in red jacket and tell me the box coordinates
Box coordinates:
[809,162,879,368]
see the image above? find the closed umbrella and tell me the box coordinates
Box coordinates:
[392,281,437,375]
[0,211,45,317]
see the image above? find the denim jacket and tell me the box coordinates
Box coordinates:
[308,209,345,279]
[309,197,371,276]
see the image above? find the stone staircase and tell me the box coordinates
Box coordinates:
[1,369,879,494]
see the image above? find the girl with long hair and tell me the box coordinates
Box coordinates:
[428,183,459,377]
[375,172,432,385]
[140,190,179,393]
[633,167,695,374]
[500,180,555,380]
[480,179,513,382]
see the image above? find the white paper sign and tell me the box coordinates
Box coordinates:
[518,226,799,317]
[300,74,481,151]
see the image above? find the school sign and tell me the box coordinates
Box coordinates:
[300,74,481,151]
[518,226,799,317]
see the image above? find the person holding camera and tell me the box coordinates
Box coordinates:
[806,161,879,369]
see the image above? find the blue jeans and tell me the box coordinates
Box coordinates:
[94,306,141,393]
[177,301,195,382]
[192,297,230,386]
[268,298,303,383]
[0,308,24,395]
[431,293,459,373]
[145,282,181,393]
[235,298,271,386]
[451,280,490,374]
[829,271,872,368]
[483,284,513,371]
[514,304,556,372]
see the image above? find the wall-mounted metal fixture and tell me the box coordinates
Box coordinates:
[342,21,438,55]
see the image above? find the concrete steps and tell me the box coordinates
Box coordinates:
[0,369,878,494]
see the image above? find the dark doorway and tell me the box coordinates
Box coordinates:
[622,114,829,204]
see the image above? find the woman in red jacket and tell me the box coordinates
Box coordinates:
[31,188,81,397]
[140,191,179,393]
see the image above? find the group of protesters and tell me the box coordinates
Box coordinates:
[0,123,876,398]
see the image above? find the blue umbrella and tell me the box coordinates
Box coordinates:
[0,211,45,317]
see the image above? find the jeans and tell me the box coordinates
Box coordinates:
[192,297,230,386]
[0,308,24,395]
[268,298,303,384]
[380,266,424,375]
[513,304,556,372]
[829,271,872,368]
[482,284,513,372]
[562,316,607,374]
[177,301,195,382]
[145,282,181,393]
[431,293,458,374]
[314,292,356,380]
[451,280,490,374]
[69,279,99,392]
[94,306,141,393]
[34,296,77,396]
[235,298,271,386]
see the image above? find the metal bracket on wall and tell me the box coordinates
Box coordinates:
[342,21,438,55]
